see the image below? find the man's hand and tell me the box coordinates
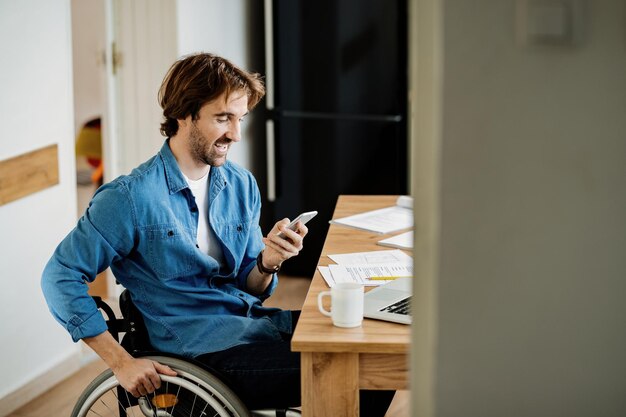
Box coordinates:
[262,218,309,269]
[112,357,178,397]
[84,331,177,398]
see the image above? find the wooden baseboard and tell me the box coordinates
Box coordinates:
[0,352,81,417]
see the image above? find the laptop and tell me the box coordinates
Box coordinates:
[363,277,412,325]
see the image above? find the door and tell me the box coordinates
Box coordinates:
[103,0,178,181]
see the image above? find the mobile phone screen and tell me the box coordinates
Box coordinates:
[276,210,318,238]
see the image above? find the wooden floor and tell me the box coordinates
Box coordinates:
[7,276,408,416]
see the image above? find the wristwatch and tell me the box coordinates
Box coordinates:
[256,250,281,274]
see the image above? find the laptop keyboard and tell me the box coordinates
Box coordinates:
[380,297,411,315]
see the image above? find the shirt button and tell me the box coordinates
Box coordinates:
[195,244,200,248]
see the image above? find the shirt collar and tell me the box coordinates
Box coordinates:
[159,139,189,195]
[159,139,228,195]
[209,161,227,199]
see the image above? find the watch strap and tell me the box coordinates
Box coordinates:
[256,250,281,274]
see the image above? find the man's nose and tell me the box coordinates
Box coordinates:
[227,120,242,142]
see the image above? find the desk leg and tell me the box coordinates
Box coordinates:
[301,352,359,417]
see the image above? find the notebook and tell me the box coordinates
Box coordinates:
[363,277,412,325]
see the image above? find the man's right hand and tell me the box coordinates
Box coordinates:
[84,331,177,397]
[112,356,177,397]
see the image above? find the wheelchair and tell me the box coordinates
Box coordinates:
[71,290,301,417]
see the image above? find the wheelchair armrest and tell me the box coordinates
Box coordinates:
[119,290,154,354]
[92,296,127,343]
[91,292,154,354]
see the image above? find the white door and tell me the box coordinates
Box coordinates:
[103,0,178,181]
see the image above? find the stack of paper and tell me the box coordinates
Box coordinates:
[329,196,413,234]
[319,249,413,287]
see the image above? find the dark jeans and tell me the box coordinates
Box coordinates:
[195,311,395,416]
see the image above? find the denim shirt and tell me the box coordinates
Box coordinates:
[42,140,292,357]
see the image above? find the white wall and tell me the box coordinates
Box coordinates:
[412,1,626,416]
[0,0,81,413]
[176,0,262,172]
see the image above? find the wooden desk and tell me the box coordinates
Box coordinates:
[291,195,411,417]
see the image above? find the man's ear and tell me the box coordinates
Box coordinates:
[177,115,191,132]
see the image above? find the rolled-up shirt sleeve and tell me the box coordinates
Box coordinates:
[41,182,136,342]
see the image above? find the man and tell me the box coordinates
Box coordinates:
[42,53,393,415]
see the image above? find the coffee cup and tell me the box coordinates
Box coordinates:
[317,282,364,328]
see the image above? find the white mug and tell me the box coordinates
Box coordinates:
[317,283,364,328]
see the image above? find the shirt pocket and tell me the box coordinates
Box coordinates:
[214,219,255,262]
[144,224,195,279]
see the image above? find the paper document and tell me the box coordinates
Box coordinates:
[328,263,413,286]
[320,249,413,287]
[377,231,414,250]
[330,205,412,234]
[328,249,412,265]
[330,196,413,234]
[318,266,336,287]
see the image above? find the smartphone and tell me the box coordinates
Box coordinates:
[276,211,318,238]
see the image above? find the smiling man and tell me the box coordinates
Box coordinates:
[42,53,395,416]
[41,53,310,410]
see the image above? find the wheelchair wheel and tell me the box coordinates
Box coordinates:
[71,355,250,417]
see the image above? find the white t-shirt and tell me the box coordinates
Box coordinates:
[184,169,224,265]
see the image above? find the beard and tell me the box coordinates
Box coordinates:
[188,122,230,167]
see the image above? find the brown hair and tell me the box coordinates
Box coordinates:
[158,53,265,137]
